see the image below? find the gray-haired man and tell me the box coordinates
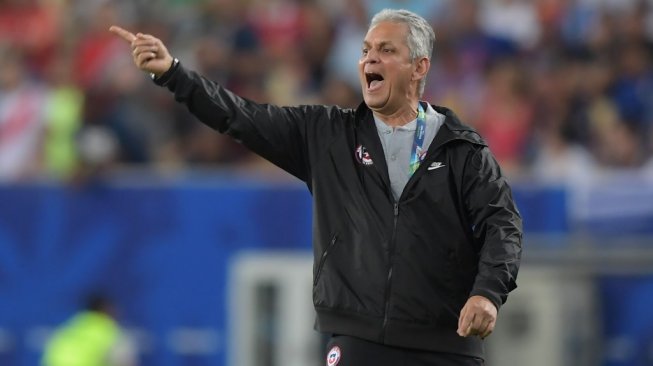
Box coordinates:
[111,8,522,365]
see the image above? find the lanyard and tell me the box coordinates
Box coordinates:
[408,102,427,176]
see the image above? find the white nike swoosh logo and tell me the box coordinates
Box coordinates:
[428,162,445,171]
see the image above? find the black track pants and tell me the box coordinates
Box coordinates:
[324,335,484,366]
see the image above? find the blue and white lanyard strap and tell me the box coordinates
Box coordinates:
[408,102,427,176]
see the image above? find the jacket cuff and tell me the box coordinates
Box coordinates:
[469,287,503,312]
[151,57,180,87]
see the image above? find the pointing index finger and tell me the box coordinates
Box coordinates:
[109,25,136,43]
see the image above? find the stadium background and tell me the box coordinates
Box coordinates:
[1,0,653,365]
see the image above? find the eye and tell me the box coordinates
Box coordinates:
[383,48,393,53]
[362,48,368,56]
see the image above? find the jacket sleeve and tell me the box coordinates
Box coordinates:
[462,145,523,311]
[155,63,337,182]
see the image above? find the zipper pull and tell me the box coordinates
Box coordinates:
[394,203,399,216]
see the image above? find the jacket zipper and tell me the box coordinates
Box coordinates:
[314,234,338,286]
[379,135,464,338]
[381,202,400,339]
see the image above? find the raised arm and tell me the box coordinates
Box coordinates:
[108,26,341,183]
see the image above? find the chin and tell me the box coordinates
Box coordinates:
[363,93,390,111]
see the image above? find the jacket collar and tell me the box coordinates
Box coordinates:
[352,102,487,202]
[430,105,487,148]
[354,102,487,149]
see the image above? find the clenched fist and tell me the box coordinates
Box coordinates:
[457,295,497,339]
[109,26,174,78]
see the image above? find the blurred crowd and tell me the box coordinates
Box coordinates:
[1,0,653,183]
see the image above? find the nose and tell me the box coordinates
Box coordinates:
[362,49,380,64]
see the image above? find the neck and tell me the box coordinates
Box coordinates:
[372,100,420,127]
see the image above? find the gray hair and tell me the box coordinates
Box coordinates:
[370,9,435,96]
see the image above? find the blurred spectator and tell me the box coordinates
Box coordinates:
[0,45,48,181]
[327,0,369,90]
[41,294,137,366]
[529,55,599,182]
[473,59,534,174]
[42,51,84,180]
[479,0,541,49]
[72,1,125,90]
[426,0,506,122]
[72,2,160,165]
[611,41,653,139]
[530,130,598,183]
[0,0,62,76]
[247,0,304,61]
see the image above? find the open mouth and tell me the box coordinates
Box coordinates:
[365,72,385,90]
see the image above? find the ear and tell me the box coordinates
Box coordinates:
[412,57,430,84]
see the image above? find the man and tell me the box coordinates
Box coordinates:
[42,295,137,366]
[111,8,522,365]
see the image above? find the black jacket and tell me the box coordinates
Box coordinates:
[157,65,523,358]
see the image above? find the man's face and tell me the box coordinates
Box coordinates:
[358,21,415,113]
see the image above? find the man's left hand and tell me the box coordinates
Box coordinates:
[457,295,497,339]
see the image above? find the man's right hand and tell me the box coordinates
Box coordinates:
[109,26,174,78]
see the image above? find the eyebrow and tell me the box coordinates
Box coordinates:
[362,40,395,48]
